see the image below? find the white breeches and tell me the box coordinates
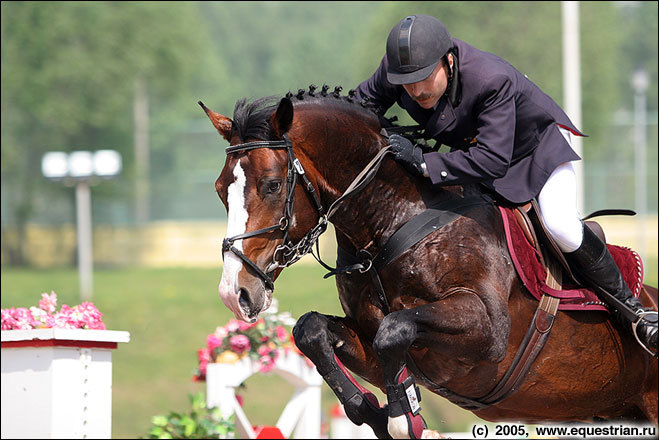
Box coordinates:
[536,128,583,253]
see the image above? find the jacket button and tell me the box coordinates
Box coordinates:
[440,114,446,120]
[440,171,448,178]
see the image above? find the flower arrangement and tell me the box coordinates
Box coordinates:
[1,291,105,330]
[193,309,302,381]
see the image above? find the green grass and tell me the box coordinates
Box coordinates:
[0,265,343,438]
[2,260,657,438]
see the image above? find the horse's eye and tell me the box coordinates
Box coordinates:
[260,179,282,196]
[268,181,281,193]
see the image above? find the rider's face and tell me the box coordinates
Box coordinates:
[402,54,452,109]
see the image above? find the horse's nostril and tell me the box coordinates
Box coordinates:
[238,287,262,321]
[239,288,251,311]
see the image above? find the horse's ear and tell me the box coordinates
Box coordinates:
[270,97,294,137]
[198,101,233,141]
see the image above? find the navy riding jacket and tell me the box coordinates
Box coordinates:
[356,38,584,204]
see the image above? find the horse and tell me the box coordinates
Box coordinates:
[199,86,658,438]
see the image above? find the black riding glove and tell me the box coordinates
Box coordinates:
[388,134,427,178]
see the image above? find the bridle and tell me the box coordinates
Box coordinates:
[222,133,393,292]
[222,134,325,291]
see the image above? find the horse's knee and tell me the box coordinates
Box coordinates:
[373,313,417,358]
[292,311,331,354]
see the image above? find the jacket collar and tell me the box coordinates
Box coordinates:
[424,96,455,139]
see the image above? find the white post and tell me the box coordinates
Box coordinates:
[1,329,130,439]
[75,181,93,301]
[134,76,150,224]
[632,70,648,261]
[562,1,584,214]
[295,383,322,439]
[206,351,323,438]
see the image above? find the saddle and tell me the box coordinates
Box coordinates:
[503,201,644,312]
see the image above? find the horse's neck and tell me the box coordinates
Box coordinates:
[316,144,430,253]
[294,105,464,253]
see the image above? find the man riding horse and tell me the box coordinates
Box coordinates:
[355,14,657,354]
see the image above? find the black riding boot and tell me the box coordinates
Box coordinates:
[565,225,657,355]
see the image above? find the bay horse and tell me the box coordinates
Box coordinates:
[200,87,658,438]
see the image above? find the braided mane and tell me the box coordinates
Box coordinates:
[231,84,389,143]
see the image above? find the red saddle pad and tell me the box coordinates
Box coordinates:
[499,206,643,312]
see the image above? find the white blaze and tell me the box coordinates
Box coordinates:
[219,161,248,310]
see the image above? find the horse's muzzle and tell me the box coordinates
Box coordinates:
[218,278,272,322]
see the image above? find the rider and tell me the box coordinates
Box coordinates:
[355,14,657,354]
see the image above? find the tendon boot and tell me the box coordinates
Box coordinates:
[386,366,426,439]
[324,355,391,439]
[565,225,657,356]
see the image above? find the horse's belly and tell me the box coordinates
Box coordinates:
[473,315,649,421]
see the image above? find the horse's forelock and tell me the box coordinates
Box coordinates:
[232,96,279,142]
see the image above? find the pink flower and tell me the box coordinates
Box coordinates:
[198,347,212,363]
[257,344,280,372]
[1,292,106,331]
[214,326,229,340]
[257,346,279,373]
[38,291,58,314]
[74,302,105,329]
[257,344,273,357]
[238,319,259,331]
[12,308,40,330]
[275,325,288,342]
[1,308,18,330]
[206,334,223,352]
[196,348,211,378]
[52,304,78,329]
[29,307,49,327]
[258,356,276,373]
[225,320,240,333]
[229,335,250,354]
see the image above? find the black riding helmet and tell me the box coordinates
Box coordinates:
[386,15,453,85]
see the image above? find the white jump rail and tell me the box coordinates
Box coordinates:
[206,350,323,439]
[1,328,130,439]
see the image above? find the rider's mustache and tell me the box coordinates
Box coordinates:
[412,93,434,102]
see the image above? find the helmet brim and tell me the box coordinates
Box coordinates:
[386,60,439,85]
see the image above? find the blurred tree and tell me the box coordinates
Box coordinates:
[197,1,375,107]
[0,1,224,264]
[1,2,656,266]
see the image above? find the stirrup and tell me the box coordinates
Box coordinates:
[632,309,658,357]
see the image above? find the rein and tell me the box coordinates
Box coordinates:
[222,134,393,292]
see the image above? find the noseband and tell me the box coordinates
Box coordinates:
[222,134,326,291]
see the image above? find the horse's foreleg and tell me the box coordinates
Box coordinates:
[373,291,499,439]
[292,311,391,438]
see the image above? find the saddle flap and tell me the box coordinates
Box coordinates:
[523,200,607,287]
